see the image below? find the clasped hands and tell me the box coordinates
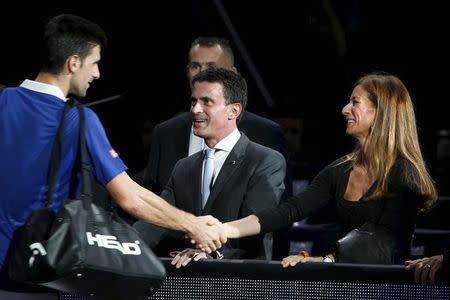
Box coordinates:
[187,215,227,253]
[169,215,225,268]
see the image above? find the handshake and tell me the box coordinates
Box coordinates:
[170,214,257,268]
[187,215,229,253]
[169,215,227,268]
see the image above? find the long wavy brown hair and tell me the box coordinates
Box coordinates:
[344,72,437,211]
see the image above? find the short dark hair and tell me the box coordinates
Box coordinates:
[190,37,234,65]
[192,67,247,111]
[41,14,107,74]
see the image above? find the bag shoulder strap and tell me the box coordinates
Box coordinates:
[76,104,94,208]
[0,85,7,100]
[45,100,76,207]
[45,100,93,208]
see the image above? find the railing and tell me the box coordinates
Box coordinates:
[62,258,449,300]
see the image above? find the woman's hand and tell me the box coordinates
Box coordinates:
[405,255,443,285]
[281,254,324,268]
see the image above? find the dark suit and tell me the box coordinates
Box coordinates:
[143,111,290,195]
[135,133,286,259]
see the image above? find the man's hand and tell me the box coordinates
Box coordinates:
[187,215,227,253]
[170,248,211,269]
[405,255,444,285]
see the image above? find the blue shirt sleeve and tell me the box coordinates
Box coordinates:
[83,107,127,185]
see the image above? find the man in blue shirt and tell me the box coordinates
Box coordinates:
[0,14,224,297]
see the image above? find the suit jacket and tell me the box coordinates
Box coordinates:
[143,111,290,196]
[135,133,286,259]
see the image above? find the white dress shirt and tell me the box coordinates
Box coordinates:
[196,128,241,185]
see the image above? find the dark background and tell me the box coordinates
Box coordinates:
[1,1,449,186]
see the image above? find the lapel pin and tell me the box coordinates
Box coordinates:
[232,160,236,165]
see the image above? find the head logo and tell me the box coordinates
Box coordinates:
[29,242,47,267]
[86,232,141,255]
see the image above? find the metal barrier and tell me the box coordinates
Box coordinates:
[61,258,449,300]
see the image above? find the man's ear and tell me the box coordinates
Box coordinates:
[67,55,81,73]
[228,103,242,120]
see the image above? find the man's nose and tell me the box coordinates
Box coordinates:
[191,101,203,113]
[93,65,100,80]
[200,65,209,72]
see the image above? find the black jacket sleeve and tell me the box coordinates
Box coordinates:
[256,162,337,233]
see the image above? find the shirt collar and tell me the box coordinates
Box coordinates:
[20,79,67,101]
[214,128,241,153]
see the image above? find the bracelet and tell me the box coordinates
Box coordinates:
[298,250,310,258]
